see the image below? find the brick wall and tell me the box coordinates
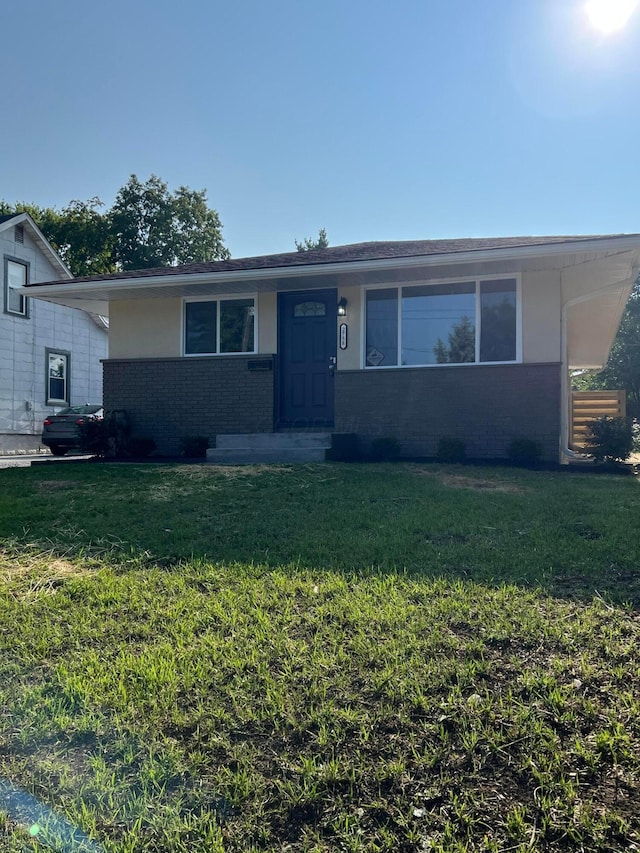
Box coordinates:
[335,363,561,461]
[103,356,275,455]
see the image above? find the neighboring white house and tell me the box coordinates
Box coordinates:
[0,212,107,452]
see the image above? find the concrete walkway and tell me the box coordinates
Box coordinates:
[0,453,92,469]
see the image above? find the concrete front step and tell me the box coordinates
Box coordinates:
[215,432,332,450]
[207,432,333,464]
[206,447,327,465]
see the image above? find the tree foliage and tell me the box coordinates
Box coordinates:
[434,315,475,364]
[295,227,329,252]
[52,198,114,276]
[110,175,229,270]
[0,174,229,276]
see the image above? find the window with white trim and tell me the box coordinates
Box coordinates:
[4,257,29,317]
[365,278,518,367]
[184,297,256,355]
[46,350,70,405]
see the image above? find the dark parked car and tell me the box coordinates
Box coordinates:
[41,405,103,456]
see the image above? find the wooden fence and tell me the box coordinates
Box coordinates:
[570,390,626,450]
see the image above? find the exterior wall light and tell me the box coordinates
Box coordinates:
[337,296,348,316]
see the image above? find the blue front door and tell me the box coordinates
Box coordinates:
[278,289,337,427]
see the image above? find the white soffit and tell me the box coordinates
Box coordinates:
[561,250,637,303]
[567,285,631,369]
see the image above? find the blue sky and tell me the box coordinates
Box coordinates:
[2,0,639,258]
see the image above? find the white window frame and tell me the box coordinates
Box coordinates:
[361,274,522,369]
[182,294,258,356]
[46,349,70,406]
[4,256,30,318]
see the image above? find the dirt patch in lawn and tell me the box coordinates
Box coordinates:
[0,550,92,598]
[147,464,293,500]
[412,467,527,494]
[35,480,80,490]
[155,464,292,479]
[441,474,526,494]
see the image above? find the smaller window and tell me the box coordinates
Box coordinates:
[479,279,517,362]
[184,297,256,355]
[366,288,398,366]
[46,350,70,405]
[4,257,29,317]
[185,301,217,354]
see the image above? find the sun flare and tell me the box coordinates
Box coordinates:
[585,0,639,33]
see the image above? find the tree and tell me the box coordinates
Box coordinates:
[434,315,476,364]
[580,279,640,418]
[0,174,229,276]
[50,198,114,276]
[110,175,229,270]
[295,227,329,252]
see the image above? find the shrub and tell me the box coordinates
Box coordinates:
[507,438,542,466]
[128,437,157,458]
[103,410,131,458]
[437,437,466,463]
[77,419,108,457]
[369,436,401,462]
[77,410,133,458]
[180,435,210,458]
[584,416,635,463]
[326,433,360,462]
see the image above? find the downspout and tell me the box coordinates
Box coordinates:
[560,295,593,464]
[559,273,638,463]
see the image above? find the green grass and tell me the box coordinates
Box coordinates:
[0,462,640,851]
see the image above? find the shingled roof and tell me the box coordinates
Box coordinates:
[26,234,634,287]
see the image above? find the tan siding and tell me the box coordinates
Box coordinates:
[521,270,561,364]
[337,285,362,371]
[109,299,181,358]
[109,270,568,366]
[110,293,278,358]
[258,292,277,353]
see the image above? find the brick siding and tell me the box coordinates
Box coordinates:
[335,363,561,460]
[103,356,274,455]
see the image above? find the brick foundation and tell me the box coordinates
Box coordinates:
[103,358,562,461]
[103,356,275,455]
[335,363,561,461]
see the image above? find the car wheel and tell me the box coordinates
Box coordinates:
[49,446,68,456]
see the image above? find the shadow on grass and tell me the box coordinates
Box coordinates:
[1,461,639,606]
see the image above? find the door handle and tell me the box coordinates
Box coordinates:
[328,356,337,374]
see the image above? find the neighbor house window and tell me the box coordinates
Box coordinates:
[4,257,29,317]
[365,277,518,367]
[184,297,256,355]
[46,350,70,405]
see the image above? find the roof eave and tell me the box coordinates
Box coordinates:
[24,234,640,299]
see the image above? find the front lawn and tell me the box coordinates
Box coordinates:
[1,463,639,851]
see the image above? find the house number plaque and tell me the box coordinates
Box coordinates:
[339,323,348,350]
